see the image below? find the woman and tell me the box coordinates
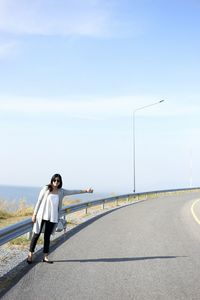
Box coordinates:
[27,173,93,264]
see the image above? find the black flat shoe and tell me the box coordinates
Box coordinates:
[27,258,32,264]
[43,259,53,264]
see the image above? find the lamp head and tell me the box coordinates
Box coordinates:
[159,100,165,103]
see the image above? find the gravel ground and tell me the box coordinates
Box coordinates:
[0,246,33,276]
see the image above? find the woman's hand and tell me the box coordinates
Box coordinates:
[86,188,93,193]
[32,214,36,223]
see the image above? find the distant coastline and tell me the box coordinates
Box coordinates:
[0,185,40,205]
[0,184,114,207]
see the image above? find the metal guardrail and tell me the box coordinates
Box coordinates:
[0,187,200,246]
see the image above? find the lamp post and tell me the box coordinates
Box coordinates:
[133,100,165,193]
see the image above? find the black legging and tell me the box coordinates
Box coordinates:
[29,220,55,253]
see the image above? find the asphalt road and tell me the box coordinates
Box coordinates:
[2,192,200,300]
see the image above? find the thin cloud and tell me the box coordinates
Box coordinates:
[0,96,199,119]
[0,0,143,38]
[0,96,162,119]
[0,96,132,119]
[0,0,113,37]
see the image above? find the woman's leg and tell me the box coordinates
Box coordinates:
[43,220,55,255]
[27,220,45,263]
[29,220,44,253]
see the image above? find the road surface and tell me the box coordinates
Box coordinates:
[2,192,200,300]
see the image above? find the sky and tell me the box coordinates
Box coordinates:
[0,0,200,194]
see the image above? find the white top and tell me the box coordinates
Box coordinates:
[43,193,59,223]
[33,187,83,234]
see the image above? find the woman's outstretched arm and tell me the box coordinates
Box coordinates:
[62,188,93,196]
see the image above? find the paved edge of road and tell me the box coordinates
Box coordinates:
[191,198,200,225]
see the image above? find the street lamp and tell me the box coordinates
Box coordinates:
[133,100,165,193]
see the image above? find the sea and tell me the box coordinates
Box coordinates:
[0,185,116,210]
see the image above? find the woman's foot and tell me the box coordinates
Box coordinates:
[43,255,53,264]
[27,253,33,264]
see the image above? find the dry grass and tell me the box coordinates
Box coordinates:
[0,198,82,230]
[8,236,43,248]
[63,197,81,206]
[0,209,13,219]
[0,199,33,229]
[0,216,33,229]
[0,199,14,219]
[13,199,34,217]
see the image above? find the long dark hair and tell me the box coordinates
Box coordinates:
[47,174,63,192]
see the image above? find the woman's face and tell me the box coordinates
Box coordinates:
[52,177,60,189]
